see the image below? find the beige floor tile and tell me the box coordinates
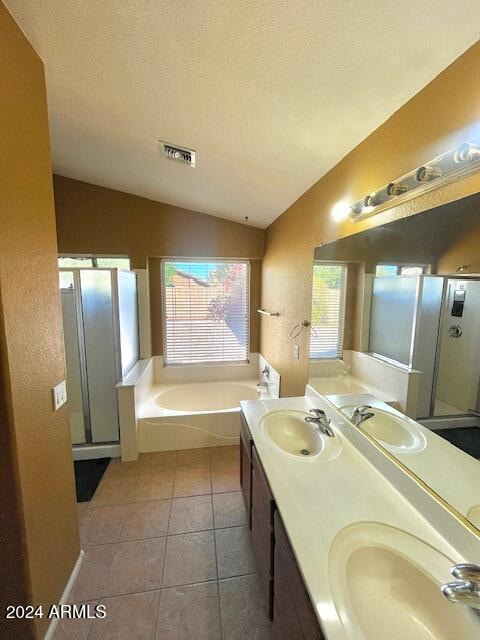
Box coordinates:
[103,537,166,597]
[215,526,257,579]
[139,450,178,472]
[176,448,211,469]
[168,495,213,534]
[132,470,174,502]
[90,475,137,507]
[173,468,211,498]
[219,574,272,640]
[120,500,171,541]
[68,544,116,603]
[53,601,98,639]
[80,505,127,546]
[212,491,247,528]
[156,582,221,640]
[162,531,217,588]
[104,459,140,478]
[209,445,240,468]
[211,466,240,493]
[90,591,160,640]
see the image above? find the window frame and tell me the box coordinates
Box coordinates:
[375,262,430,276]
[309,261,347,361]
[58,254,131,270]
[160,257,251,367]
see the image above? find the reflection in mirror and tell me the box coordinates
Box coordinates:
[308,192,480,533]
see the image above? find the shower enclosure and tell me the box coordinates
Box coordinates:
[368,274,480,420]
[60,268,139,451]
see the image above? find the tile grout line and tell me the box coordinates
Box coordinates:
[210,491,224,640]
[154,480,175,640]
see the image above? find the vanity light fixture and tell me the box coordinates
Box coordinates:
[415,165,443,183]
[349,133,480,221]
[454,142,480,164]
[386,182,408,197]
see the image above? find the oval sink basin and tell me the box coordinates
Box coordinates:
[330,522,479,640]
[341,406,425,453]
[259,410,324,458]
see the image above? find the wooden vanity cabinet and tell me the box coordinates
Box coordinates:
[251,444,275,619]
[240,412,252,526]
[273,511,324,639]
[240,411,324,637]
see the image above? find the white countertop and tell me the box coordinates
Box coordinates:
[324,392,480,529]
[240,395,477,640]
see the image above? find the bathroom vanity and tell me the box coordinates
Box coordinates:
[240,410,323,638]
[240,395,480,640]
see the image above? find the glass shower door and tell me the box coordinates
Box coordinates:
[80,269,120,443]
[60,271,89,445]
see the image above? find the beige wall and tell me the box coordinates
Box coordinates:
[54,175,264,355]
[0,4,79,638]
[54,175,264,268]
[261,40,480,397]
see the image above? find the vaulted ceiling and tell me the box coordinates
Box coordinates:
[6,1,480,227]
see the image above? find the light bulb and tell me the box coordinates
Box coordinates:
[331,201,352,222]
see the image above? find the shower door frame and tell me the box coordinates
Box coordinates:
[60,268,123,447]
[429,275,480,420]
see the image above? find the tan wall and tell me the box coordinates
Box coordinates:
[54,175,264,355]
[54,175,264,268]
[261,40,480,397]
[437,225,480,274]
[0,4,79,638]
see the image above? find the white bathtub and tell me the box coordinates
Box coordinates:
[138,379,261,451]
[154,381,258,413]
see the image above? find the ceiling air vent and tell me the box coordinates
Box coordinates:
[160,141,196,167]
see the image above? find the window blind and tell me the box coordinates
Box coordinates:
[162,260,249,365]
[309,263,346,359]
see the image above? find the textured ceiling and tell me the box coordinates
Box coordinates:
[6,1,480,228]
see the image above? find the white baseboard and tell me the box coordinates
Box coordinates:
[43,550,85,640]
[73,444,121,460]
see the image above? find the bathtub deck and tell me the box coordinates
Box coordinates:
[64,446,272,639]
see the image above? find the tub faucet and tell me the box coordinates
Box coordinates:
[305,409,334,438]
[441,564,480,610]
[257,381,269,391]
[351,405,374,427]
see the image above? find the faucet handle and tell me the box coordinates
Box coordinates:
[441,580,480,605]
[451,564,480,583]
[310,408,326,416]
[353,404,372,414]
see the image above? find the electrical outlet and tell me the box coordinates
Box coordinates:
[294,345,300,360]
[53,381,68,411]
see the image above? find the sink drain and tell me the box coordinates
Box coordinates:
[300,449,310,456]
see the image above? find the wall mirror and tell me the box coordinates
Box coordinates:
[308,192,480,534]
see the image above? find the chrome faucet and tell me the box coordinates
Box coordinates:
[441,564,480,610]
[257,381,269,391]
[351,404,374,427]
[305,409,334,438]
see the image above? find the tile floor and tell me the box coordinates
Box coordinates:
[55,445,272,640]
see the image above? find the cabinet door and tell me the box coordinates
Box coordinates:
[274,511,324,639]
[240,428,252,525]
[251,445,275,620]
[273,547,304,640]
